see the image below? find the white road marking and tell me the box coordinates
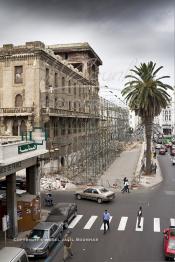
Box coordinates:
[68,215,83,229]
[100,217,113,230]
[154,218,160,232]
[118,217,128,231]
[170,218,175,226]
[84,216,98,229]
[135,217,144,231]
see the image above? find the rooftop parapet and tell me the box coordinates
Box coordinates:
[0,41,86,80]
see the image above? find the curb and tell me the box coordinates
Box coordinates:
[132,141,145,185]
[132,141,163,189]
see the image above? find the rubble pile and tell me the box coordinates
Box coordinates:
[40,175,76,191]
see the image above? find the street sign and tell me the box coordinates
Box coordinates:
[18,143,37,154]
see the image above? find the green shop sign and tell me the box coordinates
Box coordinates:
[18,143,37,154]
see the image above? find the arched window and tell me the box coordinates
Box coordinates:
[61,156,65,167]
[20,120,27,135]
[91,64,96,80]
[55,98,57,108]
[62,77,65,86]
[15,94,23,107]
[68,80,71,94]
[62,77,65,93]
[12,120,18,136]
[46,96,49,107]
[74,83,76,96]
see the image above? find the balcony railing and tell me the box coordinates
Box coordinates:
[41,107,100,118]
[0,107,34,116]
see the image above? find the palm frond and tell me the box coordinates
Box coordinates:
[153,66,163,76]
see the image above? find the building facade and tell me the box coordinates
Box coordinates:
[0,41,101,157]
[0,41,129,181]
[154,98,174,135]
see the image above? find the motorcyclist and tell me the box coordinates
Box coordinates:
[45,193,53,206]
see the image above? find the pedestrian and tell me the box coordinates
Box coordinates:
[103,210,110,234]
[125,180,130,193]
[154,163,157,173]
[137,206,142,228]
[45,193,53,206]
[63,230,73,261]
[121,178,129,193]
[153,151,157,158]
[123,177,127,184]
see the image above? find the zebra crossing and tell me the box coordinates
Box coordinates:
[68,214,175,233]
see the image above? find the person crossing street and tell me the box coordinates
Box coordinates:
[121,177,130,193]
[103,210,110,234]
[137,206,143,228]
[63,230,73,261]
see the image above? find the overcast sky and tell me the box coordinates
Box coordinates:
[0,0,174,105]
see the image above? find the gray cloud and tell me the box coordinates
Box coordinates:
[0,0,173,22]
[0,0,174,97]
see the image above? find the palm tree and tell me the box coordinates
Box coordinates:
[121,61,173,174]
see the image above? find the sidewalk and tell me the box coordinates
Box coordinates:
[134,142,162,188]
[98,142,142,190]
[98,141,163,191]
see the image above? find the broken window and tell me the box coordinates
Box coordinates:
[14,66,23,84]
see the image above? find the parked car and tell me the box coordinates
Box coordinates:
[46,202,77,229]
[163,226,175,260]
[0,247,29,262]
[159,148,166,155]
[75,186,115,204]
[22,222,63,258]
[172,158,175,165]
[165,143,171,149]
[0,177,26,190]
[155,144,162,149]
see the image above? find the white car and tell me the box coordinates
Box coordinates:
[155,144,161,149]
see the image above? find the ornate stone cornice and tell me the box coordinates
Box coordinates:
[0,47,95,85]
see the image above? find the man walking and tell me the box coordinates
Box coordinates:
[121,178,129,193]
[123,177,127,184]
[125,179,130,193]
[63,230,73,261]
[103,210,110,234]
[137,206,142,228]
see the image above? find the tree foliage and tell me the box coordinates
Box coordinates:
[122,62,173,174]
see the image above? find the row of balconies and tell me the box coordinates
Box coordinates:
[41,108,100,118]
[0,106,100,118]
[0,107,34,116]
[0,107,128,122]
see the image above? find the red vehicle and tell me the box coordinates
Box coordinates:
[165,143,171,149]
[159,148,166,155]
[163,226,175,260]
[170,145,175,156]
[163,146,168,152]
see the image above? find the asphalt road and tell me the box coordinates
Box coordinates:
[31,150,175,262]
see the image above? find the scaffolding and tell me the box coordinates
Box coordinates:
[40,84,129,183]
[58,96,130,184]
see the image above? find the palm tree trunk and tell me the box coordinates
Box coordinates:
[144,117,153,175]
